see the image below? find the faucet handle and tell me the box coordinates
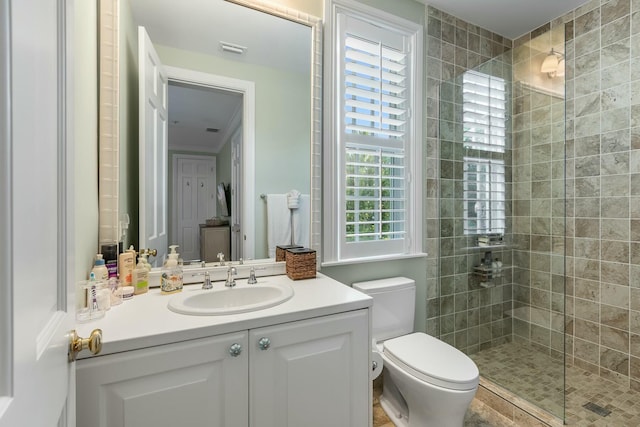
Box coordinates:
[202,271,212,290]
[225,266,237,287]
[248,267,257,284]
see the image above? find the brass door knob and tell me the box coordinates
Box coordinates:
[69,329,102,362]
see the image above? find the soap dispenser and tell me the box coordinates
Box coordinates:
[132,254,149,295]
[138,251,152,272]
[161,245,183,294]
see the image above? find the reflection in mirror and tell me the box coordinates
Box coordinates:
[98,0,322,268]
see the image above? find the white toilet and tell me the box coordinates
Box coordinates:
[353,277,479,427]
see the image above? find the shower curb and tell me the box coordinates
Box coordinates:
[476,376,563,426]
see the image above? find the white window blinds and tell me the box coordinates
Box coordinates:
[461,70,507,236]
[462,70,506,153]
[341,18,408,249]
[344,35,407,140]
[463,158,506,235]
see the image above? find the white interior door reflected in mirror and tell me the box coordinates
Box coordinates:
[139,26,168,266]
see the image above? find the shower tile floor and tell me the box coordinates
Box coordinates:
[472,341,640,426]
[374,341,640,426]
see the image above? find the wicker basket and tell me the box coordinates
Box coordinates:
[276,245,304,262]
[285,248,316,280]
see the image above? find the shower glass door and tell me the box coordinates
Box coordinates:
[437,29,566,420]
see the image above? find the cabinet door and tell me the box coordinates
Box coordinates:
[250,310,369,427]
[76,332,249,427]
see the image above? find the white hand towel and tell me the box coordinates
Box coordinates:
[292,194,310,249]
[266,194,291,258]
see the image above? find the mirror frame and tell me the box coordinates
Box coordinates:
[98,0,322,266]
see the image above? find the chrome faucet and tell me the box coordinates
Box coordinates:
[225,266,237,287]
[217,252,225,266]
[202,271,212,290]
[247,267,257,284]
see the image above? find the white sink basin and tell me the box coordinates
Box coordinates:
[167,282,294,316]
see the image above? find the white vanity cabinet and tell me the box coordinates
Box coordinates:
[76,310,369,427]
[76,331,250,427]
[250,309,369,427]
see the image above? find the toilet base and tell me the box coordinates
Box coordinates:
[380,358,477,427]
[380,395,408,427]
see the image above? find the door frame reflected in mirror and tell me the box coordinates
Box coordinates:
[165,65,256,261]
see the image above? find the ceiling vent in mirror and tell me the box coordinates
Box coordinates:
[219,41,247,55]
[206,128,220,133]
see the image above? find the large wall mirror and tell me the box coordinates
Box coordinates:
[98,0,322,266]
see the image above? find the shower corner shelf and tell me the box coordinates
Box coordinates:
[461,244,513,252]
[472,264,511,282]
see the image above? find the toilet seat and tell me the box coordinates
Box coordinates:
[383,332,479,391]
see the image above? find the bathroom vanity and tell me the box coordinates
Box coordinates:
[75,273,372,427]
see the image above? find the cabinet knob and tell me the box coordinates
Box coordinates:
[258,337,271,350]
[229,343,242,357]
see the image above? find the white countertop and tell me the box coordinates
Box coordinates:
[75,273,372,359]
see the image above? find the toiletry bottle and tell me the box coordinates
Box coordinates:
[91,254,109,281]
[118,246,136,287]
[132,254,149,295]
[496,258,503,277]
[161,245,183,294]
[101,243,119,279]
[491,258,498,278]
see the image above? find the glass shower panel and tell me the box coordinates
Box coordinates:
[438,29,565,420]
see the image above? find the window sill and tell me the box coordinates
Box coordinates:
[321,252,428,268]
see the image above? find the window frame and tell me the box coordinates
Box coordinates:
[323,0,423,264]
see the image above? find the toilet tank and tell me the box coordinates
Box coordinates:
[352,277,415,342]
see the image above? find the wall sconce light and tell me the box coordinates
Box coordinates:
[540,49,565,78]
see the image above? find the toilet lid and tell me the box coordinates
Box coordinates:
[383,332,479,391]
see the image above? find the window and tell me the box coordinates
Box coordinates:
[324,0,422,263]
[462,71,506,152]
[461,70,506,235]
[463,158,506,235]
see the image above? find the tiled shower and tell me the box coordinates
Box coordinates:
[427,0,640,423]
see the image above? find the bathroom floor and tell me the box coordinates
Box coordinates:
[372,377,516,427]
[470,341,564,418]
[373,341,640,426]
